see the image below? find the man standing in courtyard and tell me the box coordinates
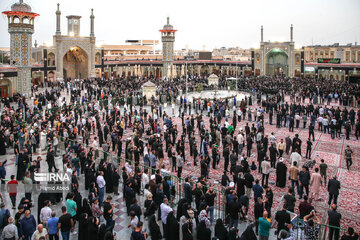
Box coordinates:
[344,145,353,171]
[328,204,341,240]
[328,176,340,206]
[7,175,18,209]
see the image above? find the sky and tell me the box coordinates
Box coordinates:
[1,0,360,51]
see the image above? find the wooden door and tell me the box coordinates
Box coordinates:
[0,86,9,98]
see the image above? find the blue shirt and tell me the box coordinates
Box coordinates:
[252,184,264,200]
[149,154,157,167]
[47,217,59,235]
[20,215,36,237]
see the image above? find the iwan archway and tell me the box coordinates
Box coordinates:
[266,48,288,76]
[63,46,88,80]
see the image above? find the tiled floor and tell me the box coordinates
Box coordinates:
[0,89,359,239]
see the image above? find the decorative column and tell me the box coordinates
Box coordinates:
[3,0,39,94]
[251,51,255,76]
[160,17,177,79]
[90,9,95,37]
[56,3,61,35]
[90,9,96,77]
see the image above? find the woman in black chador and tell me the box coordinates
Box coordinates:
[276,158,287,188]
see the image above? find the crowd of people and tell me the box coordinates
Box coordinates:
[0,75,359,240]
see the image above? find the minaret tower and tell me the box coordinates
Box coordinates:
[90,9,95,37]
[2,0,39,94]
[56,3,61,35]
[159,17,177,79]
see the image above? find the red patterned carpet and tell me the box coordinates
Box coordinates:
[122,104,360,235]
[66,99,360,235]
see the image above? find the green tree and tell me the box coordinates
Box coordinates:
[197,83,203,93]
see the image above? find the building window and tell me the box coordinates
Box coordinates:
[346,51,350,61]
[351,51,356,62]
[330,51,334,58]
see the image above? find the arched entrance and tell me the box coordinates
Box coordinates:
[47,53,55,67]
[63,46,88,80]
[201,65,210,75]
[32,71,43,86]
[266,48,288,76]
[0,79,11,98]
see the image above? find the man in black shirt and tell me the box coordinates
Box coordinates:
[328,176,341,206]
[205,187,216,223]
[223,145,230,172]
[341,227,359,240]
[254,197,264,234]
[129,198,142,222]
[103,195,114,231]
[328,204,342,240]
[264,185,273,218]
[306,139,313,159]
[309,124,315,141]
[58,206,74,240]
[112,169,120,196]
[131,221,147,240]
[14,205,25,232]
[275,205,291,235]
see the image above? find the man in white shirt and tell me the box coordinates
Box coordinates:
[322,117,329,133]
[295,113,301,128]
[317,116,323,131]
[237,108,242,122]
[141,169,149,193]
[31,224,48,240]
[290,150,302,166]
[269,132,276,145]
[237,132,245,154]
[39,200,52,225]
[96,171,106,207]
[160,198,173,228]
